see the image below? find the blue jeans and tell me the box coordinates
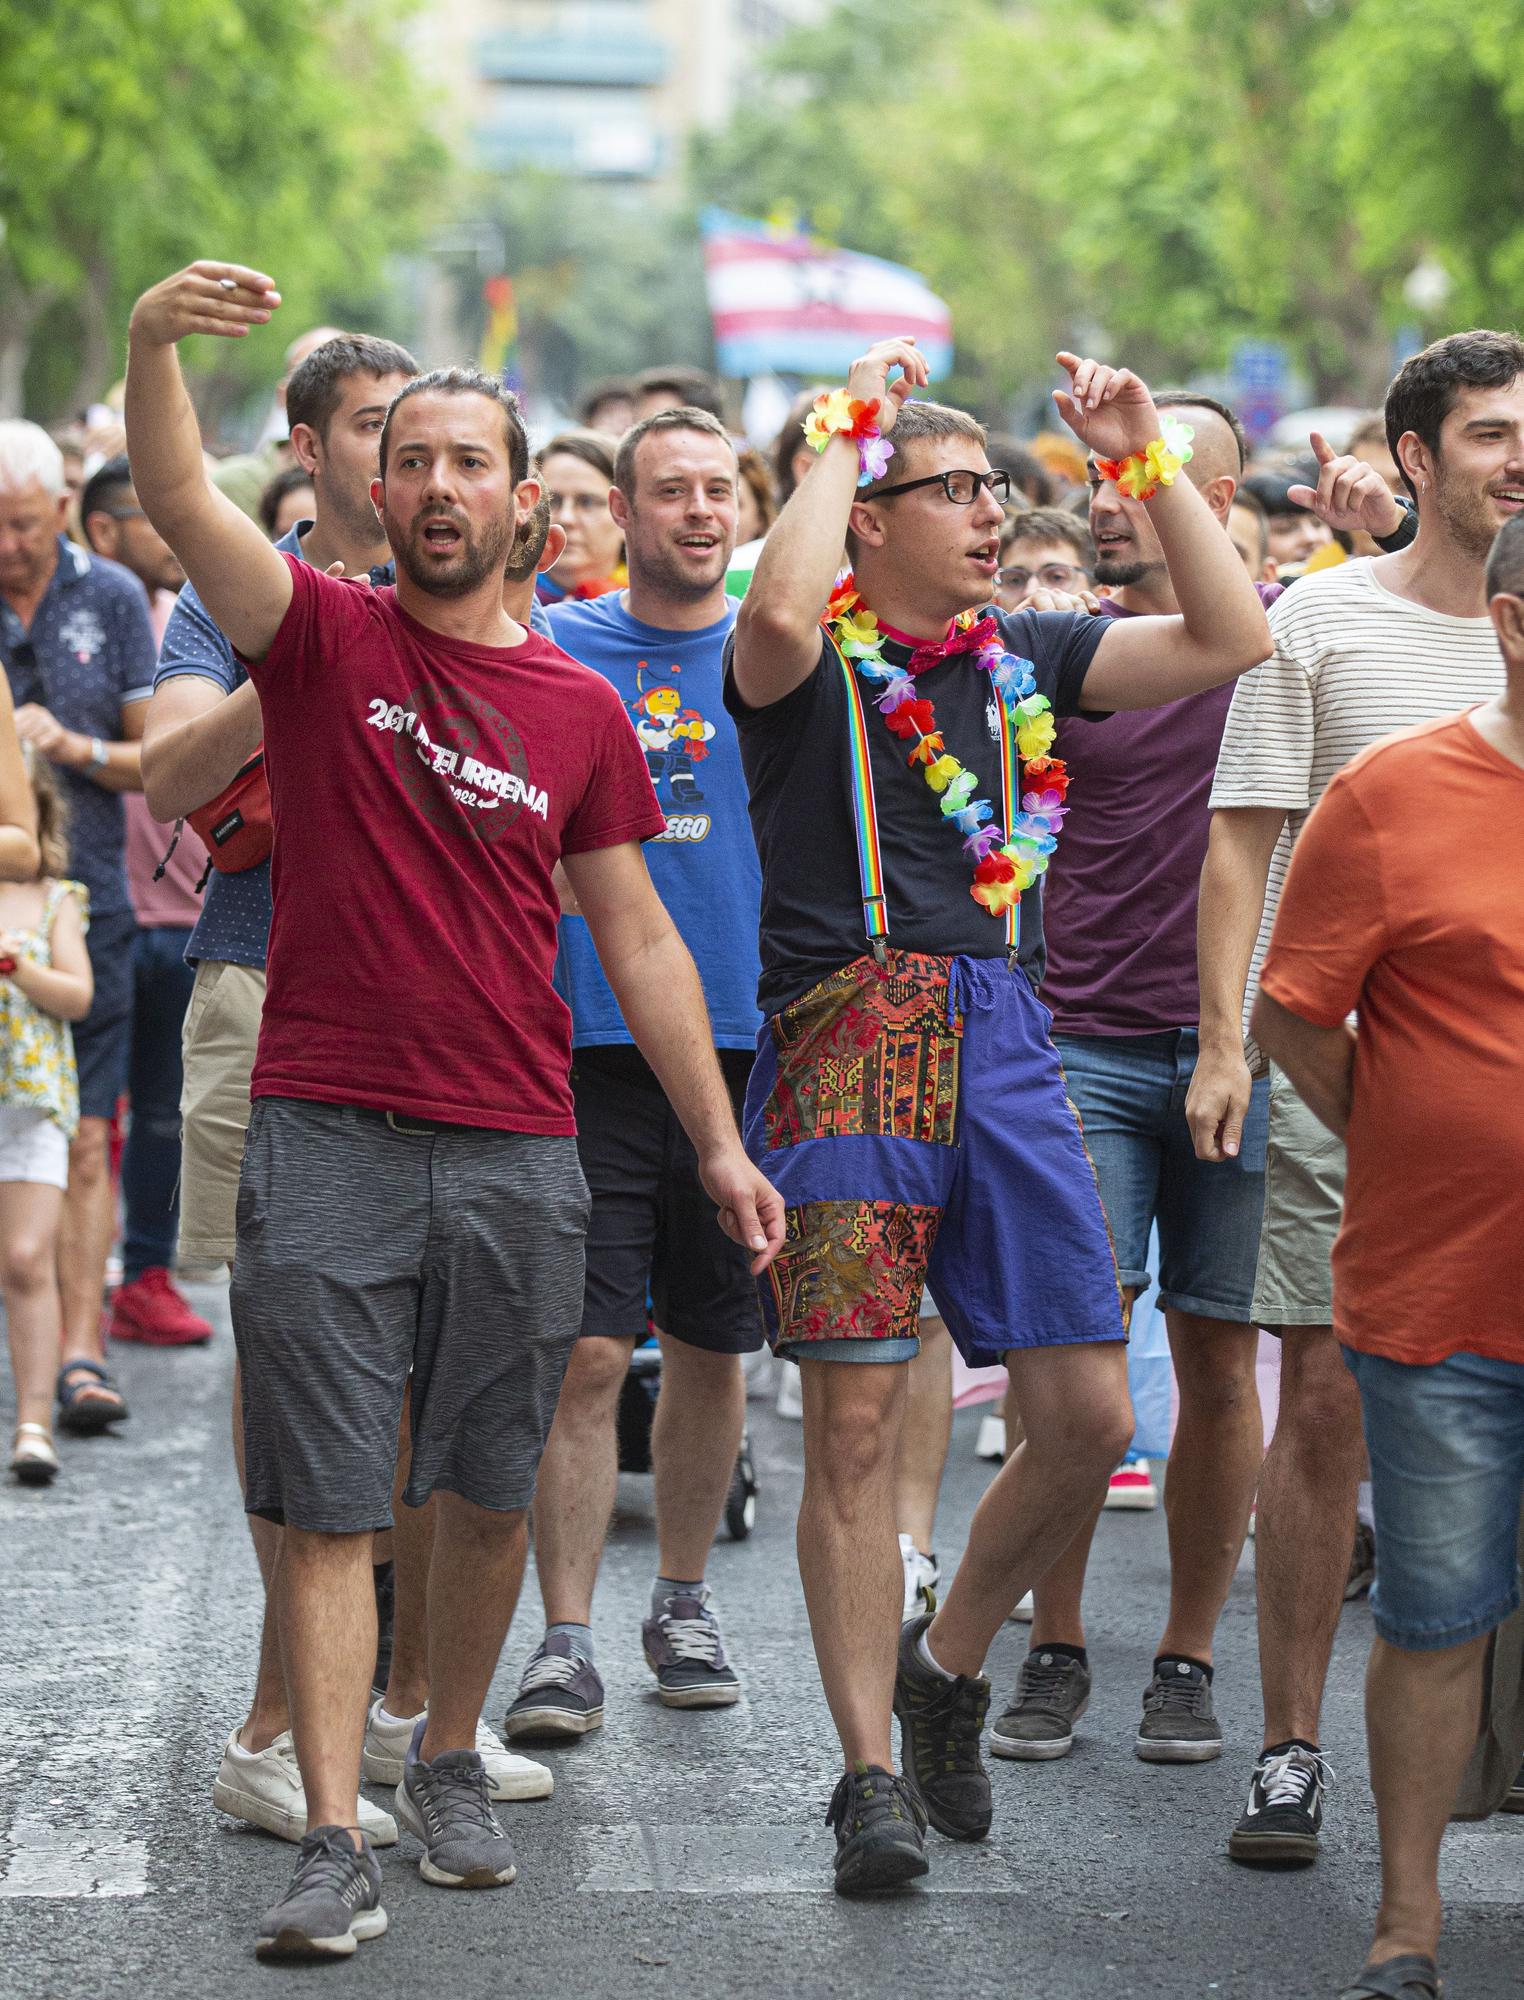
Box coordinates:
[1344,1346,1524,1651]
[1053,1028,1268,1323]
[121,926,197,1281]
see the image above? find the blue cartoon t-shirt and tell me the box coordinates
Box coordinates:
[545,592,761,1050]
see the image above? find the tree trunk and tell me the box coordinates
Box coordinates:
[0,272,54,418]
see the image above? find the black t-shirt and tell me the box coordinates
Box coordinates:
[723,609,1109,1016]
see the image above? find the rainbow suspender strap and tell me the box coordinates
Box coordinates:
[826,626,1022,966]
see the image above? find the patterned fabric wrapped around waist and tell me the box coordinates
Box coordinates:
[762,950,961,1153]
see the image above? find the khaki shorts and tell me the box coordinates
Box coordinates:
[1250,1064,1345,1330]
[179,959,266,1266]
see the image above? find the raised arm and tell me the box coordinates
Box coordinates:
[1045,356,1270,710]
[124,261,293,661]
[1184,805,1286,1160]
[733,338,929,710]
[560,839,784,1273]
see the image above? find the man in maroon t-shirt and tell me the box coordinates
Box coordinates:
[125,259,782,1964]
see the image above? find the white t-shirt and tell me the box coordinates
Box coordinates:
[1209,557,1504,1060]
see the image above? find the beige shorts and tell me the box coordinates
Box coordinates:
[179,959,265,1266]
[1250,1064,1345,1330]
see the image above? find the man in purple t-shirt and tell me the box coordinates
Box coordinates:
[998,395,1416,1769]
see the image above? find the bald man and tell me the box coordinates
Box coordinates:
[991,396,1284,1769]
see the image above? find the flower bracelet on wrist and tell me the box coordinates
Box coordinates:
[803,388,894,488]
[1094,416,1196,501]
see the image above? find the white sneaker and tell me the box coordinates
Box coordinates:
[361,1698,553,1802]
[898,1533,939,1621]
[1010,1591,1034,1622]
[975,1414,1006,1461]
[776,1362,804,1421]
[212,1728,397,1846]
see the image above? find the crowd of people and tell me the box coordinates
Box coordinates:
[2,257,1520,2000]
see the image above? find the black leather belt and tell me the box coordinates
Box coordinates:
[354,1107,485,1138]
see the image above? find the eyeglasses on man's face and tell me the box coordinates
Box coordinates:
[869,468,1013,506]
[998,560,1090,592]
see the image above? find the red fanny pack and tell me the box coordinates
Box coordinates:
[158,750,272,889]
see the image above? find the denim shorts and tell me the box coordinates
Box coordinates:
[1345,1345,1524,1651]
[1053,1029,1268,1324]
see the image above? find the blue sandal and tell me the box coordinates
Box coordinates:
[56,1359,129,1435]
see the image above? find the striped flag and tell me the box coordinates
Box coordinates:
[700,208,953,379]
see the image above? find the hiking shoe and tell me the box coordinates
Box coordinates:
[1344,1521,1376,1601]
[395,1723,517,1888]
[825,1762,929,1896]
[898,1534,940,1620]
[504,1634,605,1740]
[892,1615,991,1841]
[363,1699,552,1802]
[642,1585,741,1709]
[1136,1661,1223,1763]
[1227,1745,1331,1865]
[255,1826,386,1962]
[213,1727,397,1846]
[989,1650,1091,1761]
[108,1267,212,1347]
[1104,1457,1158,1510]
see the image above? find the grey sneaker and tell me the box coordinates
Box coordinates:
[504,1633,605,1740]
[641,1585,742,1709]
[892,1615,991,1841]
[255,1826,387,1962]
[1136,1660,1222,1763]
[989,1649,1091,1761]
[395,1724,517,1889]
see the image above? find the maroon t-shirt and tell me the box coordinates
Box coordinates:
[243,556,664,1133]
[1042,585,1281,1037]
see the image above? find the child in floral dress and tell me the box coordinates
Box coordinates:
[1,755,93,1483]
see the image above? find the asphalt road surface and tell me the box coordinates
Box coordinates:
[2,1279,1517,1998]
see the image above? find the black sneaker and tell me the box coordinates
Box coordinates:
[825,1762,929,1896]
[255,1826,387,1962]
[1227,1745,1330,1865]
[989,1649,1091,1761]
[504,1634,605,1740]
[1344,1522,1376,1602]
[892,1616,991,1841]
[1135,1660,1222,1763]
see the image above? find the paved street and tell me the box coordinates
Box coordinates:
[2,1279,1517,1999]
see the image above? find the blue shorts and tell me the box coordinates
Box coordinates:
[743,952,1125,1368]
[73,903,137,1123]
[1053,1029,1268,1323]
[1345,1345,1524,1651]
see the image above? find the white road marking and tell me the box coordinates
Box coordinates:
[574,1823,1023,1893]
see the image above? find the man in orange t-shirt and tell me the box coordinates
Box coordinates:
[1251,511,1524,2000]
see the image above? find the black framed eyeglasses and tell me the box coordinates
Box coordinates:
[869,468,1013,506]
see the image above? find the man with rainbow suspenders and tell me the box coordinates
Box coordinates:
[723,339,1273,1895]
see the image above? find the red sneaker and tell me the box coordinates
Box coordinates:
[108,1268,213,1347]
[1103,1458,1159,1511]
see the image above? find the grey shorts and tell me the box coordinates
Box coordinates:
[1251,1066,1345,1330]
[231,1096,590,1533]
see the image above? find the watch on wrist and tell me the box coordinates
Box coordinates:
[87,736,108,770]
[1373,495,1418,554]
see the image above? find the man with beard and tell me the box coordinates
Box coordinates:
[728,338,1273,1893]
[505,407,763,1740]
[998,395,1407,1769]
[1187,330,1518,1870]
[126,260,782,1962]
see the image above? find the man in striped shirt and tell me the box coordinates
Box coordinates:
[1187,330,1519,1868]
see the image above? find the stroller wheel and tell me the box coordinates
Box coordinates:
[725,1439,758,1541]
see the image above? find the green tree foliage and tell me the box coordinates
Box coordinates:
[0,0,445,420]
[690,0,1523,410]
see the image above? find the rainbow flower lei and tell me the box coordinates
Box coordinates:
[826,576,1071,916]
